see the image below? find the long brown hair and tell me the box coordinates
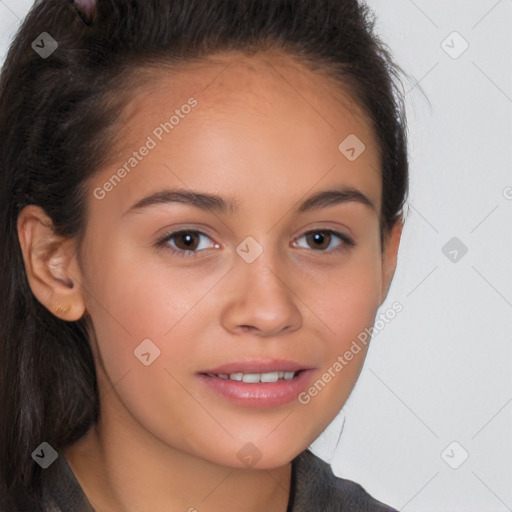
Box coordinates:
[0,0,410,508]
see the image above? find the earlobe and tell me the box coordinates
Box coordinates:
[17,205,86,321]
[380,218,403,303]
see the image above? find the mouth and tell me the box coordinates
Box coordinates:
[196,360,315,407]
[201,370,305,383]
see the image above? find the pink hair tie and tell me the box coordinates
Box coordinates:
[72,0,97,24]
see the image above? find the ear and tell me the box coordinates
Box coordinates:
[380,217,403,304]
[17,205,86,321]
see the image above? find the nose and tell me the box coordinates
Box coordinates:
[219,250,303,338]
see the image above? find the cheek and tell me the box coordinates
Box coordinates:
[289,293,376,450]
[293,258,382,439]
[305,248,383,339]
[81,248,207,442]
[82,238,231,407]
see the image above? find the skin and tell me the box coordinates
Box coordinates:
[17,50,402,512]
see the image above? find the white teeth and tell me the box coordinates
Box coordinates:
[218,371,297,382]
[260,371,279,383]
[242,373,261,383]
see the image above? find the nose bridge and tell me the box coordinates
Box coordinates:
[221,235,302,336]
[244,249,282,291]
[237,237,287,300]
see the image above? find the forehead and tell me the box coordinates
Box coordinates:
[91,50,381,217]
[121,50,375,138]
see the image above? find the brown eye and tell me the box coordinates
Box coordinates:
[156,230,216,258]
[295,230,355,252]
[172,231,200,251]
[305,231,332,250]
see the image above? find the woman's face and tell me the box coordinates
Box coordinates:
[75,51,401,468]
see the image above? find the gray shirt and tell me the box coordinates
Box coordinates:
[3,449,398,511]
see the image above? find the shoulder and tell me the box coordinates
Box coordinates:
[290,449,398,512]
[0,451,94,512]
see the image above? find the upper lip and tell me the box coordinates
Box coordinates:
[200,359,315,375]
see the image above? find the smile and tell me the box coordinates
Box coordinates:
[197,369,313,407]
[205,371,299,382]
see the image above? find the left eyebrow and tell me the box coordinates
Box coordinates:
[123,185,376,217]
[297,187,376,213]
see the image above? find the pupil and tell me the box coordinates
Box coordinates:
[310,232,328,249]
[180,233,196,249]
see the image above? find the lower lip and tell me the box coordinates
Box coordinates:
[196,370,314,408]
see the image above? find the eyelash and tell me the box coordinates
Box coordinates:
[155,228,355,258]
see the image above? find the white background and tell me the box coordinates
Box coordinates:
[1,1,511,510]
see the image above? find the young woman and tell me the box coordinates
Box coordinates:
[0,0,409,510]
